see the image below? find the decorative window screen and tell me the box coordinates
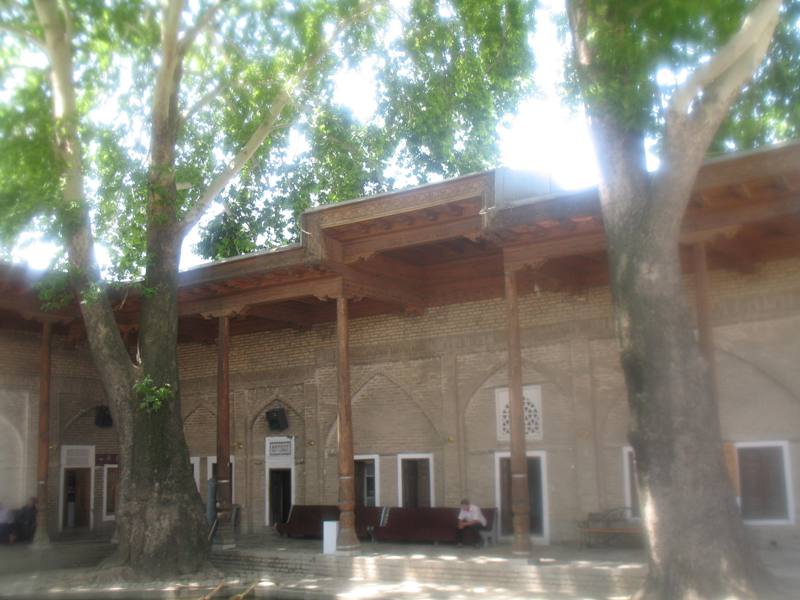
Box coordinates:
[495,385,542,441]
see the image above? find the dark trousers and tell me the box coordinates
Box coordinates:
[456,523,482,545]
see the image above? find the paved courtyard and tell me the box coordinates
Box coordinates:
[0,531,797,599]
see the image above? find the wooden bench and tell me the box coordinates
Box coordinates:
[276,504,339,538]
[355,505,387,540]
[374,506,497,545]
[577,507,642,547]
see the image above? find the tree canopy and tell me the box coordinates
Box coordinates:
[563,0,800,155]
[0,0,534,268]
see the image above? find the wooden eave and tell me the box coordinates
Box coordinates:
[1,141,798,342]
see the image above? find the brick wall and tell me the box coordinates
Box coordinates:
[2,257,799,545]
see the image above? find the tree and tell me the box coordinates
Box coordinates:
[565,0,787,597]
[0,0,533,575]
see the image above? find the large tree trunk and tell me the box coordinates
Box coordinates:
[114,0,209,570]
[594,125,776,599]
[34,0,208,576]
[565,1,784,595]
[115,225,208,575]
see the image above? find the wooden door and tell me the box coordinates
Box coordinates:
[63,468,91,528]
[499,456,543,536]
[268,469,291,525]
[401,458,431,508]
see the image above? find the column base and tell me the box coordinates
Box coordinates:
[29,529,51,551]
[212,523,236,550]
[336,527,359,553]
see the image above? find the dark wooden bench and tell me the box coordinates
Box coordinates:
[275,505,387,540]
[577,506,642,547]
[374,506,497,545]
[276,504,339,538]
[355,505,386,540]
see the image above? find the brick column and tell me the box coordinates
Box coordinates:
[505,269,531,555]
[32,321,52,548]
[336,296,359,551]
[215,315,235,547]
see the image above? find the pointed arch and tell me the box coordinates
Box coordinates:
[461,355,569,416]
[62,405,97,434]
[250,395,304,431]
[716,347,800,404]
[324,371,441,449]
[182,402,216,425]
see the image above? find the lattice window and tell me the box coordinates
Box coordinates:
[495,386,542,441]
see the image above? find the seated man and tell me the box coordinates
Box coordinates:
[0,502,12,544]
[14,497,37,543]
[456,498,486,547]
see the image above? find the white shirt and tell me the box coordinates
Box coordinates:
[0,506,10,524]
[458,504,486,527]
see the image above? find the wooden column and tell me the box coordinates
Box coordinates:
[336,296,359,551]
[505,269,531,555]
[32,321,52,548]
[692,243,717,399]
[215,315,234,546]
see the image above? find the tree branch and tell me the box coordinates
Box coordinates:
[178,0,225,57]
[669,0,782,116]
[33,0,136,385]
[0,22,47,51]
[655,0,781,240]
[151,0,184,136]
[179,87,292,233]
[181,78,225,122]
[178,1,377,234]
[59,0,74,44]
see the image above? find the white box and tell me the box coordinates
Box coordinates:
[322,520,339,554]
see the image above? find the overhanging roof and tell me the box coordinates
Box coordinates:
[2,141,799,342]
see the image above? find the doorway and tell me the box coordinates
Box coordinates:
[268,469,292,525]
[495,451,548,543]
[398,454,434,508]
[265,436,295,527]
[354,455,379,507]
[62,468,91,529]
[59,445,95,532]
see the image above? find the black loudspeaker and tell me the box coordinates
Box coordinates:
[95,405,113,428]
[266,407,288,431]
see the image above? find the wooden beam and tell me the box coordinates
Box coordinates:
[312,172,490,228]
[502,232,606,271]
[327,263,425,311]
[214,315,234,547]
[32,322,52,547]
[351,254,426,288]
[178,246,309,288]
[0,297,76,324]
[505,268,531,555]
[341,216,482,262]
[694,142,800,192]
[242,302,315,330]
[179,276,342,317]
[683,193,800,241]
[336,296,359,551]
